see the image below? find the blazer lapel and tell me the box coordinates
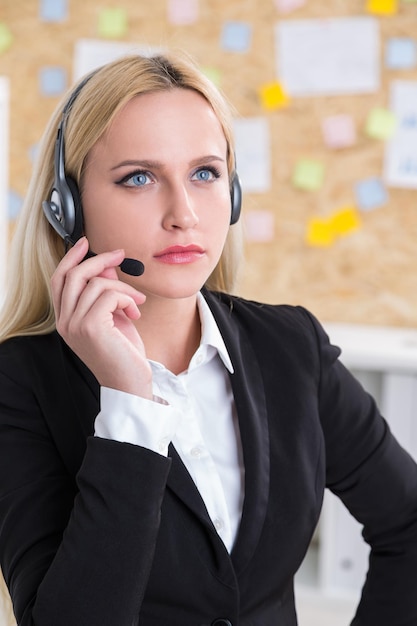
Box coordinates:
[203,291,271,574]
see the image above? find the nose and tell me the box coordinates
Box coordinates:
[162,181,199,230]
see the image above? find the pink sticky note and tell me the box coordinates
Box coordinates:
[275,0,306,13]
[321,114,356,149]
[167,0,198,25]
[244,211,275,242]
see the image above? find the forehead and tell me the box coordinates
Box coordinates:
[90,88,228,162]
[109,89,225,139]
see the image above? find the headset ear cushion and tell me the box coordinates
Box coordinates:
[230,171,242,225]
[66,176,84,241]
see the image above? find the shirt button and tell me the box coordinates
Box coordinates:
[213,517,224,531]
[211,620,232,626]
[190,446,203,459]
[195,353,204,365]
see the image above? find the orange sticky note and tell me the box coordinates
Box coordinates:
[306,218,334,247]
[366,0,398,15]
[330,207,361,236]
[259,81,289,110]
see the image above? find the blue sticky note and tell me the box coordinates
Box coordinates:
[355,178,388,211]
[39,66,67,96]
[39,0,68,22]
[385,38,417,69]
[8,190,23,220]
[221,21,252,53]
[28,143,40,164]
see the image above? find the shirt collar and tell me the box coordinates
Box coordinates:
[197,292,234,374]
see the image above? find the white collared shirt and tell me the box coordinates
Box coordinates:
[94,293,245,552]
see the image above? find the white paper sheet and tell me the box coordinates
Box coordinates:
[275,17,380,96]
[384,80,417,189]
[0,77,9,303]
[233,117,271,194]
[73,38,163,80]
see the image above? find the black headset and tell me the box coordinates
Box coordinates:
[42,71,242,250]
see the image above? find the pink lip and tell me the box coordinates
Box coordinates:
[154,244,205,265]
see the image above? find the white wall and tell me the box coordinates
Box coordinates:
[0,77,9,306]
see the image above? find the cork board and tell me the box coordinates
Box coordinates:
[1,0,417,326]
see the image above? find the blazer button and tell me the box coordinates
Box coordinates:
[211,620,232,626]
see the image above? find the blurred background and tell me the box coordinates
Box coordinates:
[1,1,417,624]
[1,0,417,327]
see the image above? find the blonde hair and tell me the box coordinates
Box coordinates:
[0,52,243,342]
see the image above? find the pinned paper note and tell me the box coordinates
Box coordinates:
[221,21,252,53]
[8,190,23,220]
[306,207,361,247]
[306,218,334,247]
[233,117,270,193]
[275,0,306,13]
[292,159,325,191]
[321,114,356,149]
[244,210,275,242]
[39,66,67,96]
[276,17,379,97]
[73,39,163,80]
[330,207,361,235]
[384,80,417,189]
[28,143,40,164]
[0,23,13,55]
[385,38,417,70]
[167,0,198,25]
[39,0,68,22]
[365,108,397,140]
[259,81,289,110]
[201,66,221,87]
[355,178,388,210]
[366,0,398,15]
[97,8,128,39]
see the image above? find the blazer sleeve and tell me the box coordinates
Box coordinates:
[301,308,417,626]
[0,340,171,626]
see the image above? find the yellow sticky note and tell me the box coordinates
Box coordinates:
[306,218,334,247]
[365,108,397,140]
[366,0,398,15]
[98,8,128,39]
[0,23,13,54]
[259,82,289,110]
[293,159,325,191]
[330,207,361,236]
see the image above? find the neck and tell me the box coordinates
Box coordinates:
[135,294,201,375]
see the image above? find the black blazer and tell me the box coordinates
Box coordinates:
[1,291,417,626]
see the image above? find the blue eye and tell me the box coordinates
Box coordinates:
[118,170,152,187]
[192,167,221,182]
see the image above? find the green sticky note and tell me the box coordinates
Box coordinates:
[97,8,128,38]
[201,66,222,87]
[292,159,325,191]
[0,23,13,54]
[365,108,397,140]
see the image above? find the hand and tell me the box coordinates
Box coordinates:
[51,237,153,399]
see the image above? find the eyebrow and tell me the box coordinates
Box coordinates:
[110,155,226,171]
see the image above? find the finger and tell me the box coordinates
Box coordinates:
[59,276,144,330]
[51,238,125,319]
[66,290,141,340]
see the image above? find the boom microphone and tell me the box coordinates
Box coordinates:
[84,248,145,277]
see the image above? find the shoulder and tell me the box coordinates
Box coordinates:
[204,290,341,369]
[204,290,327,340]
[0,332,64,383]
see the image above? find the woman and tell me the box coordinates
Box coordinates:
[0,52,416,626]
